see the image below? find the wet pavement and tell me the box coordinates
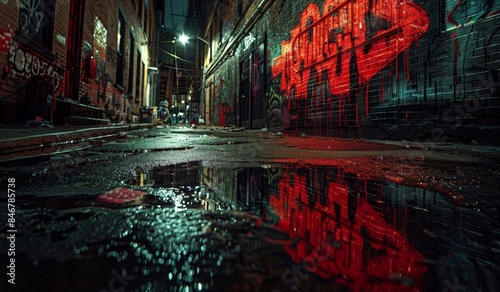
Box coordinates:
[1,124,499,291]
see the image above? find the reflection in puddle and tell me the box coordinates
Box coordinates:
[7,161,500,291]
[206,164,499,292]
[129,161,201,188]
[122,162,498,290]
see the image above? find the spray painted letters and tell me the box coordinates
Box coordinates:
[272,0,429,98]
[7,42,62,88]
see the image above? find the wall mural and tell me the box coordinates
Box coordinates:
[272,0,429,125]
[216,69,235,126]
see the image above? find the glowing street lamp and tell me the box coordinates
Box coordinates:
[179,33,189,44]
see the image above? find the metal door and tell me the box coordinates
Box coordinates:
[239,42,267,129]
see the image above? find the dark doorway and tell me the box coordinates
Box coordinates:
[25,79,52,121]
[239,42,267,129]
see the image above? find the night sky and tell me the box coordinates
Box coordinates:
[163,0,189,31]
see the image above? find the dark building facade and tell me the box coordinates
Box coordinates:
[199,0,500,145]
[0,0,159,126]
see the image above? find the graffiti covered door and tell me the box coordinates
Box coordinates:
[240,43,267,129]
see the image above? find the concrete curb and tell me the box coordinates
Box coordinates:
[0,123,154,153]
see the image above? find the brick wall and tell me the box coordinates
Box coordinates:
[79,0,149,123]
[0,0,69,124]
[0,0,156,125]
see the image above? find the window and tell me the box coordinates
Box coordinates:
[19,0,55,50]
[116,13,126,85]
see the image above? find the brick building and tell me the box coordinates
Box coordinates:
[198,0,500,145]
[0,0,160,126]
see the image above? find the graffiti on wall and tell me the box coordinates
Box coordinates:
[93,49,108,102]
[55,33,66,45]
[92,17,108,103]
[20,0,45,36]
[0,24,13,52]
[447,0,500,28]
[7,41,63,89]
[104,91,130,122]
[19,0,55,39]
[267,88,285,132]
[272,0,429,121]
[81,41,92,59]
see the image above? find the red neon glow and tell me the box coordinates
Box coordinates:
[272,0,429,116]
[268,169,427,291]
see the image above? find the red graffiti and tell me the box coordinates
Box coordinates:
[269,169,427,291]
[0,24,13,52]
[272,0,429,99]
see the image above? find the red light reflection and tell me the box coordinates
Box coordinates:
[268,168,427,291]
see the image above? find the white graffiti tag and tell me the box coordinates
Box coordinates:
[19,0,45,37]
[7,42,62,88]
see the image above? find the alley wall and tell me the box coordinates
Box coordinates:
[205,0,500,145]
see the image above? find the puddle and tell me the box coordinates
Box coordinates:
[128,161,201,188]
[4,163,499,291]
[120,162,500,291]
